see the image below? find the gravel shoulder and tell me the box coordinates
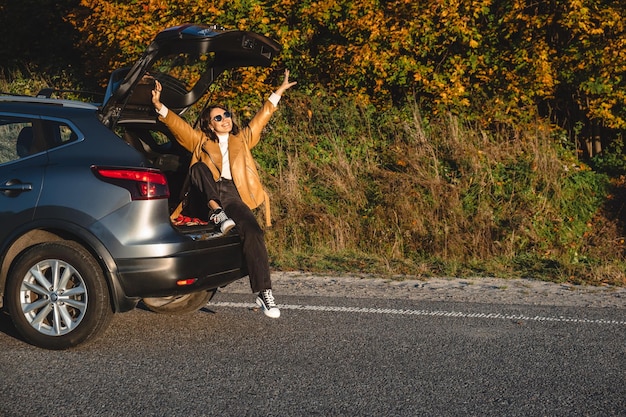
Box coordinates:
[219,271,626,309]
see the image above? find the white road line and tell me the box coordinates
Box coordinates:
[210,302,626,325]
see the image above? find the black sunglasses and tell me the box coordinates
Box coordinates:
[212,111,232,122]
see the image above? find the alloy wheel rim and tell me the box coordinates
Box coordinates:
[19,259,88,336]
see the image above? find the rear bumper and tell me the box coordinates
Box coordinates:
[115,238,246,298]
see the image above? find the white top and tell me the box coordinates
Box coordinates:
[217,132,231,179]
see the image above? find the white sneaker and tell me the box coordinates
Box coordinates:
[209,208,235,235]
[256,289,280,318]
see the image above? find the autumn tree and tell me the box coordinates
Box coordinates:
[8,0,621,155]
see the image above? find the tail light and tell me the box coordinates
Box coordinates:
[92,166,170,200]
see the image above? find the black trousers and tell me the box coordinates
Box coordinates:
[189,162,272,293]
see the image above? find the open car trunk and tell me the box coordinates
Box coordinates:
[100,23,281,127]
[98,23,281,222]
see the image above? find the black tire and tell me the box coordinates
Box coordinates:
[142,290,216,314]
[6,241,113,350]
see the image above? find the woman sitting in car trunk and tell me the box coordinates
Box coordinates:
[151,70,296,319]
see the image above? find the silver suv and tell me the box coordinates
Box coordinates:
[0,24,280,349]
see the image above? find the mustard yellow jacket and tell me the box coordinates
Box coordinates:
[160,100,277,226]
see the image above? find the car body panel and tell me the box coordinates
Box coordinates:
[0,156,46,239]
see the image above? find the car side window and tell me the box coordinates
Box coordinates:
[59,124,77,144]
[41,119,79,150]
[0,117,34,165]
[0,117,80,165]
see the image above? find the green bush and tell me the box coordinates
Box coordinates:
[258,92,623,284]
[591,138,626,176]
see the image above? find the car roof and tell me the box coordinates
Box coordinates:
[0,95,98,111]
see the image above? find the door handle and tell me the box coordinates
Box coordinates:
[1,179,33,196]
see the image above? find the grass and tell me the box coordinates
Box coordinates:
[258,94,626,286]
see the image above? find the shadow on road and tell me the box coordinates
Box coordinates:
[0,310,23,344]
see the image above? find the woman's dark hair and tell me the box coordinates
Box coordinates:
[199,104,240,141]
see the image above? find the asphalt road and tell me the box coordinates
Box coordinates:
[1,287,625,416]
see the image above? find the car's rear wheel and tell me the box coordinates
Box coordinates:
[6,241,113,350]
[142,290,216,314]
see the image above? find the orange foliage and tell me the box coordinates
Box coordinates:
[65,0,625,134]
